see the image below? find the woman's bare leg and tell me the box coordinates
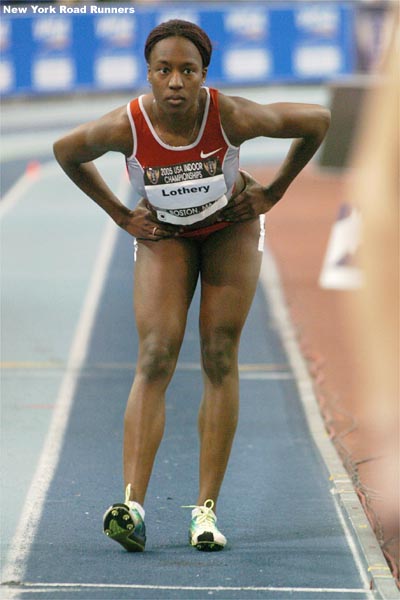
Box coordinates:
[197,219,263,508]
[124,237,200,505]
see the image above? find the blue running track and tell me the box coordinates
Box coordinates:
[2,94,392,599]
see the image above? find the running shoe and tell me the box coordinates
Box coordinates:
[103,484,146,552]
[187,499,227,551]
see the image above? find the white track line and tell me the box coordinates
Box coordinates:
[0,161,60,220]
[2,582,369,595]
[259,247,382,599]
[1,169,129,589]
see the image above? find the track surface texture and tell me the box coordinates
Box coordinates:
[1,91,398,599]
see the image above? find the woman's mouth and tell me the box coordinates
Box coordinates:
[166,96,185,106]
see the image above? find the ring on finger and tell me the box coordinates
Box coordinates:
[152,226,158,236]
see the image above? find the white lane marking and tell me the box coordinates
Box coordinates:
[2,582,370,595]
[0,161,58,220]
[239,372,293,380]
[1,169,129,590]
[259,247,374,597]
[0,361,293,381]
[1,360,291,372]
[0,155,122,220]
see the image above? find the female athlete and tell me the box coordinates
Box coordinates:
[54,19,330,552]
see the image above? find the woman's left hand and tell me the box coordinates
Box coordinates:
[219,171,280,222]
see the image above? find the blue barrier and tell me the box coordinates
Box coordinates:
[0,2,355,97]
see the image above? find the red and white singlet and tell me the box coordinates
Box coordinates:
[126,87,240,226]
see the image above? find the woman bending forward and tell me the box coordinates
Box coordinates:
[54,19,330,552]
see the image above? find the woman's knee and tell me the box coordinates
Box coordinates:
[137,337,181,383]
[201,328,239,385]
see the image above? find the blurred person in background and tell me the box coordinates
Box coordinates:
[346,13,399,577]
[53,19,330,553]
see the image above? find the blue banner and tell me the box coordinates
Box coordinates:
[0,2,355,97]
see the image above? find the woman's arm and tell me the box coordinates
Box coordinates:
[219,94,331,221]
[53,106,176,239]
[53,106,133,226]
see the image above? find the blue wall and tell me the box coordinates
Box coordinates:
[0,2,355,97]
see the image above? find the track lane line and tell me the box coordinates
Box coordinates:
[1,169,130,591]
[259,246,394,599]
[0,161,59,220]
[2,582,370,595]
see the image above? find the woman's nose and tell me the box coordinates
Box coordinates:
[169,70,183,88]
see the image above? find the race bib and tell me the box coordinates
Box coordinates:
[143,157,228,225]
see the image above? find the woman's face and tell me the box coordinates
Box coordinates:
[147,36,207,113]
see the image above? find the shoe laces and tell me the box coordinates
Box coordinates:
[183,499,217,526]
[125,483,132,505]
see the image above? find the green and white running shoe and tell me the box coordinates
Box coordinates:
[103,484,146,552]
[187,499,227,551]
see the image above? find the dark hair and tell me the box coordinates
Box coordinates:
[144,20,212,68]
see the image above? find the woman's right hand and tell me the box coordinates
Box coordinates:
[119,199,182,240]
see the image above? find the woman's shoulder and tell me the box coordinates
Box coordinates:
[215,90,255,145]
[86,104,134,155]
[216,89,255,113]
